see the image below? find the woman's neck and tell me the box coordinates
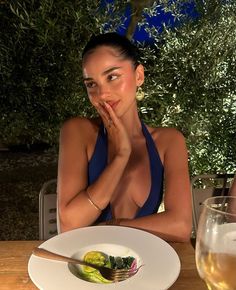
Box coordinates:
[119,105,143,138]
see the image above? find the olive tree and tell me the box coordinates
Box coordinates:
[1,0,235,175]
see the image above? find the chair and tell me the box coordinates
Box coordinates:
[39,179,58,240]
[191,173,234,238]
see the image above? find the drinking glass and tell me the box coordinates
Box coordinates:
[195,196,236,290]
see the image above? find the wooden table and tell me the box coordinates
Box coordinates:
[0,240,207,290]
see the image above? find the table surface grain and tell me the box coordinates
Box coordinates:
[0,240,207,290]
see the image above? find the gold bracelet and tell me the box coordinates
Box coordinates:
[106,218,122,226]
[86,191,102,211]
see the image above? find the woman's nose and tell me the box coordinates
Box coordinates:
[96,85,110,100]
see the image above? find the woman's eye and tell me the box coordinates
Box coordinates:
[85,82,96,89]
[108,74,118,81]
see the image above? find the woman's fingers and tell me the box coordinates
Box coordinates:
[97,103,109,119]
[97,102,131,158]
[103,102,119,127]
[96,103,113,129]
[95,101,123,131]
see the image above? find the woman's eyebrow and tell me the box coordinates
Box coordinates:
[83,66,121,81]
[83,76,93,81]
[102,66,121,75]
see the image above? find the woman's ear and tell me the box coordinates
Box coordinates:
[135,64,144,86]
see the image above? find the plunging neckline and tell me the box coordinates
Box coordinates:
[88,120,164,223]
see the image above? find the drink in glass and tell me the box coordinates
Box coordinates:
[195,196,236,290]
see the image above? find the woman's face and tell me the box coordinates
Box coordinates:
[82,45,144,117]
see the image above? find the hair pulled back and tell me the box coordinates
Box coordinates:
[82,32,139,68]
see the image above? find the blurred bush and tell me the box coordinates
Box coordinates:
[0,0,235,175]
[138,0,236,174]
[0,0,105,145]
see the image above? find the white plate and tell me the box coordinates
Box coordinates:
[28,226,180,290]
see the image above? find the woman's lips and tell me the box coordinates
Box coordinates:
[107,100,120,110]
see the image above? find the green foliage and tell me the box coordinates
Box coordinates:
[0,0,235,175]
[0,0,105,144]
[137,0,236,175]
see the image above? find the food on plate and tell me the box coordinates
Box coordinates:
[79,250,137,283]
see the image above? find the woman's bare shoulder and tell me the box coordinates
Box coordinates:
[60,117,101,144]
[61,117,100,134]
[148,125,185,143]
[146,125,187,164]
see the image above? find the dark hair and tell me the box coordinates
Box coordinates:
[82,32,139,68]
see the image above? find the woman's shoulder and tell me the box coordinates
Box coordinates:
[60,117,101,143]
[147,125,185,143]
[146,125,187,162]
[61,117,101,133]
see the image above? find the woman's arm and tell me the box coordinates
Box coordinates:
[113,129,192,242]
[57,107,131,232]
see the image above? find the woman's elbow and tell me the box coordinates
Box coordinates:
[58,207,78,232]
[177,218,193,242]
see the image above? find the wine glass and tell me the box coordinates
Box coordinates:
[195,196,236,290]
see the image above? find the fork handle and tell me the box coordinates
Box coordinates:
[32,247,99,269]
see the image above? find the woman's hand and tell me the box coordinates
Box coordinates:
[97,102,132,160]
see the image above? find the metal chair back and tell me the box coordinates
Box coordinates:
[39,179,58,240]
[191,173,234,237]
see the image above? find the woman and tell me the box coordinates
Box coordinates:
[57,32,192,242]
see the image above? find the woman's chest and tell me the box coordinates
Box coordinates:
[111,147,151,208]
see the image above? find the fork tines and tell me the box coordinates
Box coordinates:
[106,268,139,282]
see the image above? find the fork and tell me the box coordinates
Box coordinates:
[32,247,141,282]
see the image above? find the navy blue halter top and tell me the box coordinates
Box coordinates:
[88,121,164,223]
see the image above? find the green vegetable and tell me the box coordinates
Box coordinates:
[81,251,112,283]
[80,251,136,283]
[110,255,135,269]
